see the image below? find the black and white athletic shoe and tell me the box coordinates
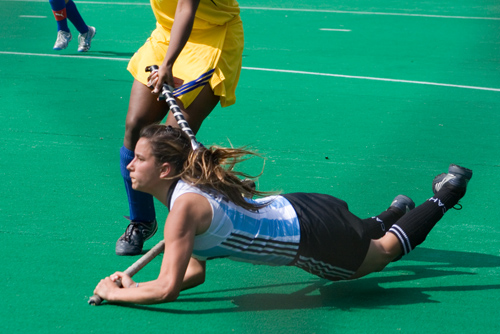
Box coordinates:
[115,219,158,256]
[390,195,415,214]
[433,164,473,195]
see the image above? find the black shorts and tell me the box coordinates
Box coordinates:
[283,193,371,281]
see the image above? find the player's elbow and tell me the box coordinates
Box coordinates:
[189,271,205,289]
[151,279,180,303]
[157,285,180,303]
[183,258,206,290]
[161,292,180,303]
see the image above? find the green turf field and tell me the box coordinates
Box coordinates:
[1,0,499,333]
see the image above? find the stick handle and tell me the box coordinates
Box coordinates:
[88,240,165,305]
[145,65,201,151]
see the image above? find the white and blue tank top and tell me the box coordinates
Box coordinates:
[167,180,301,266]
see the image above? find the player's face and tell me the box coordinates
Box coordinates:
[127,138,161,193]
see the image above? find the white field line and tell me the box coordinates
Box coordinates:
[1,51,499,92]
[19,15,47,18]
[3,0,500,20]
[240,6,500,21]
[320,29,351,32]
[243,66,500,92]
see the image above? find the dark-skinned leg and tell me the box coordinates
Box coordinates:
[117,80,169,255]
[117,82,220,255]
[124,79,170,150]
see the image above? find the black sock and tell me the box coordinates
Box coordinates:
[362,207,405,239]
[388,188,463,255]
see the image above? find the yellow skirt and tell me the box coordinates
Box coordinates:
[127,15,243,108]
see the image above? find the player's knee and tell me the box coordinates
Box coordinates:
[369,240,396,272]
[124,114,150,141]
[373,251,393,272]
[125,113,140,132]
[351,240,394,279]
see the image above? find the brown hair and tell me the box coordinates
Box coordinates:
[140,125,273,211]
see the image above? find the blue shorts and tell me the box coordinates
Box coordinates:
[283,193,371,281]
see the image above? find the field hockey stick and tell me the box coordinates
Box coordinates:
[145,65,202,151]
[88,239,165,306]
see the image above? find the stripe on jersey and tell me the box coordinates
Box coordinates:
[221,231,299,258]
[296,255,354,280]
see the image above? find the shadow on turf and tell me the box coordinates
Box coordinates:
[58,51,136,58]
[104,247,500,313]
[92,51,136,57]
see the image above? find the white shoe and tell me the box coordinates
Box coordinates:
[53,30,72,50]
[78,26,96,52]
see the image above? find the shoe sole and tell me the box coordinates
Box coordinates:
[448,164,473,180]
[53,38,72,50]
[115,247,142,256]
[53,33,72,50]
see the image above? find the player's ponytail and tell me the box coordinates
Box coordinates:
[140,125,272,211]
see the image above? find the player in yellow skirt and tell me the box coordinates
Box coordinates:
[117,0,244,256]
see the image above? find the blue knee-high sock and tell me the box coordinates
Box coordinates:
[65,0,88,34]
[120,146,156,223]
[49,0,69,32]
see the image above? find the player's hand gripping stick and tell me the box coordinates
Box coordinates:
[145,65,202,151]
[88,240,165,305]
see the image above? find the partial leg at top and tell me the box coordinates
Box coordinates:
[117,80,171,255]
[124,79,171,150]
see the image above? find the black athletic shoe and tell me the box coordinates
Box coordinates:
[390,194,415,214]
[115,219,158,256]
[432,164,473,196]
